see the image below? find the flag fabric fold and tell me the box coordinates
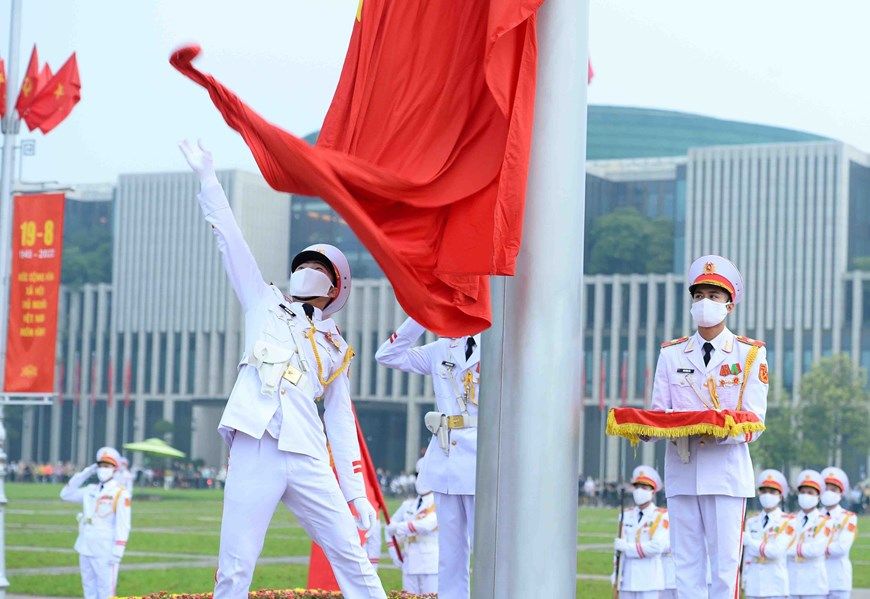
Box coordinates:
[15,45,39,115]
[171,0,544,336]
[21,53,81,134]
[0,58,7,119]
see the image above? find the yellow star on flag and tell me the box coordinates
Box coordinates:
[54,84,64,99]
[356,0,363,22]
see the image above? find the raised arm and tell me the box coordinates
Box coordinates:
[179,139,268,311]
[375,317,433,375]
[59,464,97,503]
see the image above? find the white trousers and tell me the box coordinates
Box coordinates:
[621,591,660,599]
[214,432,385,599]
[79,554,117,599]
[668,494,745,599]
[659,591,677,599]
[827,593,851,599]
[433,492,475,599]
[403,572,438,595]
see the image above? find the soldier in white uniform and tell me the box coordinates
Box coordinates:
[179,140,385,599]
[613,466,669,599]
[375,317,479,599]
[787,470,831,599]
[819,467,858,599]
[60,446,132,599]
[650,255,769,599]
[387,460,439,595]
[743,469,793,599]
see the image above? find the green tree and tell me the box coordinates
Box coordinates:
[586,207,673,274]
[796,354,869,475]
[62,228,112,287]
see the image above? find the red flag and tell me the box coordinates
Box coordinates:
[21,53,81,134]
[123,360,131,408]
[307,408,398,589]
[37,63,52,92]
[598,361,606,412]
[0,58,7,119]
[171,0,543,336]
[15,45,39,114]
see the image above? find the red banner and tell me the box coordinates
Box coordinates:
[4,193,64,393]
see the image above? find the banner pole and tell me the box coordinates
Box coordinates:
[0,1,24,595]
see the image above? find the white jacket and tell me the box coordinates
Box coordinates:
[60,469,131,561]
[650,328,768,498]
[787,509,831,596]
[389,493,438,575]
[615,504,669,592]
[824,504,857,591]
[375,318,479,495]
[742,508,792,597]
[199,183,364,502]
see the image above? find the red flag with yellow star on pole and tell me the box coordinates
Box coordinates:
[21,53,80,134]
[15,45,39,114]
[171,0,544,337]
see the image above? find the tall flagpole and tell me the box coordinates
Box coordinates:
[0,1,23,596]
[472,0,588,596]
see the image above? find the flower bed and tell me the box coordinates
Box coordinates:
[123,591,435,599]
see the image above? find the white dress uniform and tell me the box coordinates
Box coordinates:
[60,448,132,599]
[820,467,858,599]
[376,317,479,599]
[197,182,385,599]
[388,492,439,595]
[788,470,831,599]
[650,255,768,599]
[615,466,668,599]
[743,469,792,599]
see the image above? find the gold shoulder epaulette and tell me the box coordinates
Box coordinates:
[660,336,689,348]
[736,335,765,347]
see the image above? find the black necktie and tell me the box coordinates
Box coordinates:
[465,337,476,360]
[702,342,714,366]
[637,510,643,523]
[763,514,769,528]
[417,496,423,509]
[301,303,315,319]
[803,515,808,527]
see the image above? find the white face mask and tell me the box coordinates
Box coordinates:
[821,490,842,507]
[798,492,819,511]
[290,268,333,299]
[758,492,781,510]
[633,488,654,506]
[690,298,730,328]
[96,466,115,483]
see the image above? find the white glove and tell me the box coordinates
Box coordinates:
[178,139,218,187]
[614,538,630,553]
[83,463,98,475]
[352,497,377,532]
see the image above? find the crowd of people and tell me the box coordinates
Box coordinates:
[8,460,227,490]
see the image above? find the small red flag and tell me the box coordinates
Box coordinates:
[123,360,131,408]
[107,361,115,408]
[37,63,52,92]
[0,58,7,119]
[15,45,39,114]
[22,53,81,134]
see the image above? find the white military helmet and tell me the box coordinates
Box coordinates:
[687,255,745,304]
[631,465,663,492]
[291,244,351,318]
[95,446,121,468]
[793,469,824,494]
[820,466,849,494]
[756,469,788,494]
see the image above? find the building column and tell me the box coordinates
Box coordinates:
[404,399,421,473]
[20,406,34,463]
[49,400,61,462]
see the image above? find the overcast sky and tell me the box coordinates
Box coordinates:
[2,0,869,185]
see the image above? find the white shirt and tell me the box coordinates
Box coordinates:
[650,327,768,498]
[742,507,792,597]
[823,504,857,591]
[375,317,480,495]
[199,182,364,502]
[388,493,438,575]
[787,508,831,596]
[616,504,669,592]
[61,472,131,560]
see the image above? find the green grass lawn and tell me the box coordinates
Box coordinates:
[4,483,867,597]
